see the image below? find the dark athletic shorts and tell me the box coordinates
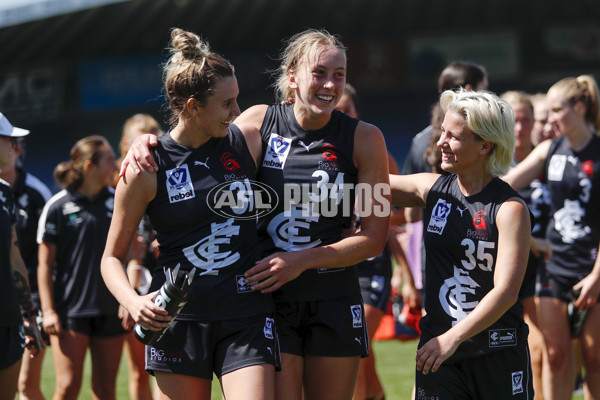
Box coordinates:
[416,340,534,399]
[537,273,600,303]
[359,275,391,312]
[275,294,369,358]
[63,314,127,337]
[145,314,280,380]
[0,324,25,369]
[536,274,598,337]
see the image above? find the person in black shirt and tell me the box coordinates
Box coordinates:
[37,135,123,400]
[504,74,600,399]
[390,90,533,399]
[0,124,52,400]
[102,28,278,400]
[0,113,43,399]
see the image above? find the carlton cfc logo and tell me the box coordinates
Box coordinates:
[220,152,240,171]
[472,210,487,230]
[322,143,337,161]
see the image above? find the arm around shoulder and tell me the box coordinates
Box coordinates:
[234,104,268,165]
[390,173,439,209]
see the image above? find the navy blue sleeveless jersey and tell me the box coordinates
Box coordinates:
[544,135,600,280]
[257,104,360,301]
[421,174,528,362]
[145,126,273,321]
[37,186,119,317]
[13,168,52,307]
[0,179,21,326]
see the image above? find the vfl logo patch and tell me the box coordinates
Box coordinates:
[264,318,274,339]
[548,154,567,181]
[262,133,292,169]
[166,164,195,203]
[512,371,524,394]
[351,304,363,328]
[427,199,451,235]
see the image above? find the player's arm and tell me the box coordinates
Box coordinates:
[390,173,439,208]
[37,239,60,336]
[233,104,269,166]
[502,139,551,190]
[118,134,159,177]
[101,167,170,331]
[416,197,531,374]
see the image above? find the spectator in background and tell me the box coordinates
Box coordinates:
[530,93,557,146]
[115,113,164,400]
[37,135,124,400]
[0,113,44,399]
[0,120,52,400]
[501,90,550,400]
[503,75,600,400]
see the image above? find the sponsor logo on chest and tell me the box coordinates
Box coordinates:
[262,133,292,170]
[427,199,451,235]
[166,164,195,203]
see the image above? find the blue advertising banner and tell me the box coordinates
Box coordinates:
[79,56,163,111]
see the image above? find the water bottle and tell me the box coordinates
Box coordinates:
[134,264,196,345]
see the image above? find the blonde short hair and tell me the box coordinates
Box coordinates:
[440,89,515,176]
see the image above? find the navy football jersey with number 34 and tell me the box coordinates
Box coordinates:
[257,103,360,301]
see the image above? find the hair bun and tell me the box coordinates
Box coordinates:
[170,28,211,61]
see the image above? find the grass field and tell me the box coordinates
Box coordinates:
[37,339,583,399]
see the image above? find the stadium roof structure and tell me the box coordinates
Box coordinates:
[0,0,599,66]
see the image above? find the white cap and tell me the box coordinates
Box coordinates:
[0,113,29,137]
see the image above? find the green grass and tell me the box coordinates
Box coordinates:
[38,339,583,399]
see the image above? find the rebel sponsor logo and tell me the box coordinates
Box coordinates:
[166,164,195,203]
[207,179,278,220]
